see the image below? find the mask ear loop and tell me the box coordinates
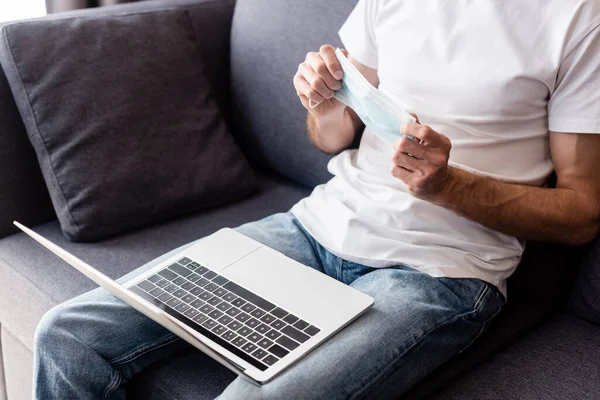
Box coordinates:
[308,99,322,109]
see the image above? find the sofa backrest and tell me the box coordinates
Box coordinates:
[229,0,359,188]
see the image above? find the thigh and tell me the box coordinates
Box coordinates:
[219,266,503,400]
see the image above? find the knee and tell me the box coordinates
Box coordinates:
[34,304,76,356]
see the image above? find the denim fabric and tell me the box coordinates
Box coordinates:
[34,212,503,399]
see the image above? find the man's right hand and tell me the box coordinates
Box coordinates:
[293,45,347,118]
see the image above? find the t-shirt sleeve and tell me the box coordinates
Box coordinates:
[548,24,600,134]
[338,0,379,69]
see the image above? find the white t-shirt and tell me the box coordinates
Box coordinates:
[291,0,600,297]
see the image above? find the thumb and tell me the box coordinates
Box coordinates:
[409,113,420,124]
[340,48,349,57]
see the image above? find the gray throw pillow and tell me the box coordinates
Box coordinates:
[0,9,256,241]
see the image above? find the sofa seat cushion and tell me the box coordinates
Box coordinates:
[0,173,309,351]
[430,313,600,400]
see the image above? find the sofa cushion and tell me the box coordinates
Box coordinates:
[0,8,255,242]
[0,173,309,351]
[569,233,600,325]
[230,0,360,188]
[429,313,600,400]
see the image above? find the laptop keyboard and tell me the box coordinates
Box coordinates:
[129,257,321,371]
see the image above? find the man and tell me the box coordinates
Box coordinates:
[35,0,600,398]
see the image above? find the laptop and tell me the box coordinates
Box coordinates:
[14,222,374,385]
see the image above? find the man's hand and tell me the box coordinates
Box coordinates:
[391,118,453,201]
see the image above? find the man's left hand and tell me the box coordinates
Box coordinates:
[391,119,453,201]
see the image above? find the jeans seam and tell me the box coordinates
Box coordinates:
[348,283,492,400]
[108,333,179,365]
[103,369,121,400]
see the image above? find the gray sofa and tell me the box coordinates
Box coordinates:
[1,0,599,399]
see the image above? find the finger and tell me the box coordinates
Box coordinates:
[409,113,420,124]
[319,45,344,82]
[393,136,427,159]
[401,123,443,148]
[299,63,335,99]
[390,164,413,182]
[392,151,425,174]
[295,74,325,105]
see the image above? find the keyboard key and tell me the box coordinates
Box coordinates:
[212,324,227,335]
[208,310,223,319]
[147,274,162,283]
[190,299,205,309]
[223,282,276,311]
[207,296,222,306]
[270,320,286,330]
[149,288,164,297]
[283,314,299,324]
[166,298,181,308]
[238,326,253,337]
[282,325,310,343]
[205,283,219,292]
[199,292,212,301]
[217,302,231,312]
[304,325,321,336]
[242,342,258,354]
[173,277,187,286]
[169,263,192,277]
[255,323,271,334]
[265,329,282,340]
[226,307,241,317]
[240,303,256,313]
[196,266,209,275]
[164,284,178,293]
[245,318,260,329]
[193,314,208,325]
[182,294,196,304]
[257,338,274,349]
[137,281,155,292]
[173,289,187,299]
[293,320,310,331]
[181,282,195,291]
[276,335,300,351]
[250,308,266,319]
[270,307,288,319]
[260,314,276,324]
[262,354,279,366]
[228,320,243,331]
[197,278,210,287]
[247,332,263,343]
[235,313,251,323]
[223,292,237,302]
[214,288,228,297]
[156,279,170,288]
[158,269,178,281]
[268,344,289,358]
[203,270,218,280]
[218,315,234,325]
[212,275,229,286]
[252,348,268,360]
[189,287,204,296]
[231,298,246,308]
[178,257,192,265]
[175,303,190,313]
[188,261,200,268]
[201,319,217,330]
[187,273,202,283]
[184,308,199,319]
[199,304,214,315]
[157,293,173,303]
[232,337,247,348]
[221,330,237,342]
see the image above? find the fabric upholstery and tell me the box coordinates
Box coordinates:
[430,313,600,400]
[0,8,255,242]
[230,0,360,188]
[1,327,33,400]
[0,174,309,351]
[0,324,6,400]
[569,233,600,325]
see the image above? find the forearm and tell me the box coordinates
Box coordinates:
[307,107,361,154]
[433,167,600,245]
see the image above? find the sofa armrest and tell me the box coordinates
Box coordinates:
[0,0,236,239]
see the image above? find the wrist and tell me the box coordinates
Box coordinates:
[430,166,468,208]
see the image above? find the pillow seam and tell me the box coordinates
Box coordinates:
[2,26,81,233]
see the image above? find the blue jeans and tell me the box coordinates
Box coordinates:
[34,212,504,399]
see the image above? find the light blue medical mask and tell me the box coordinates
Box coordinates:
[312,48,416,145]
